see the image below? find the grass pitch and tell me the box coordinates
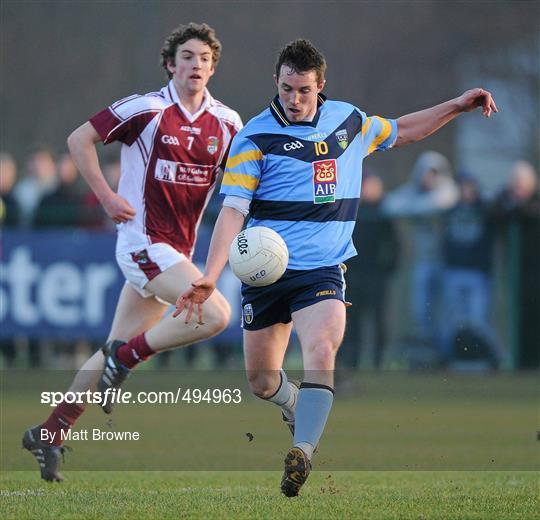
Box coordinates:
[1,470,538,519]
[2,371,539,518]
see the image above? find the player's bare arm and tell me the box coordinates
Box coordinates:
[67,122,136,224]
[395,88,498,147]
[173,206,245,322]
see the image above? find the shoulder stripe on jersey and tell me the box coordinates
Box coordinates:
[111,94,141,113]
[104,108,160,142]
[225,149,263,169]
[135,139,148,164]
[137,136,149,160]
[222,171,259,191]
[207,106,242,131]
[361,117,372,138]
[367,116,392,155]
[250,198,360,222]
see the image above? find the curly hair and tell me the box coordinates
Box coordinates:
[160,22,222,79]
[275,39,327,83]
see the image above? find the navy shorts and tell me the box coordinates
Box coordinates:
[241,265,346,330]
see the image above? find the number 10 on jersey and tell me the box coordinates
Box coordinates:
[314,141,329,156]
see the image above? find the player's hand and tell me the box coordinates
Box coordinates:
[102,192,136,224]
[173,277,217,324]
[456,88,498,117]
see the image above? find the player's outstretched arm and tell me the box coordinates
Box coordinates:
[173,206,246,323]
[67,122,136,224]
[395,88,498,147]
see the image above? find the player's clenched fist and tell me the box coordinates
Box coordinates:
[457,88,498,117]
[102,192,136,224]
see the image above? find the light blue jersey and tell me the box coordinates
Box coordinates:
[221,95,397,269]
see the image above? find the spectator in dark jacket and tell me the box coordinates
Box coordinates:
[0,152,21,367]
[13,147,57,228]
[33,153,82,228]
[441,171,499,366]
[491,161,540,369]
[0,152,21,227]
[339,171,400,369]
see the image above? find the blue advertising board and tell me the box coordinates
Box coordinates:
[0,229,242,342]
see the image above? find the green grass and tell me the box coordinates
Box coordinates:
[2,371,539,517]
[1,470,538,519]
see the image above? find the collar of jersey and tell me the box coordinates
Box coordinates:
[269,94,326,128]
[166,80,213,123]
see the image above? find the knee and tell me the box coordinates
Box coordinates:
[305,340,339,370]
[204,300,231,336]
[246,371,280,399]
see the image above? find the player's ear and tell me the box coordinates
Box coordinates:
[166,58,176,75]
[273,74,279,88]
[317,79,326,93]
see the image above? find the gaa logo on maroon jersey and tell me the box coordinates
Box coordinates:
[207,136,219,155]
[161,134,180,146]
[312,159,337,204]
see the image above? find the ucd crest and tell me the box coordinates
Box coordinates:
[335,129,348,150]
[243,303,254,325]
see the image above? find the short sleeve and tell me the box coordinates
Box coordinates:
[89,94,160,146]
[359,112,398,157]
[220,134,263,201]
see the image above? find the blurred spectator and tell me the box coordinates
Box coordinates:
[491,160,540,369]
[0,152,21,366]
[0,152,21,227]
[13,147,57,227]
[29,152,81,368]
[383,151,458,356]
[339,171,400,370]
[34,153,82,228]
[441,171,499,368]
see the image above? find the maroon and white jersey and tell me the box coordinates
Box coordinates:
[90,81,242,257]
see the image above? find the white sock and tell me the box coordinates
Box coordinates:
[266,370,298,421]
[294,441,314,460]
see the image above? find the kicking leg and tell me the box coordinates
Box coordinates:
[243,323,299,431]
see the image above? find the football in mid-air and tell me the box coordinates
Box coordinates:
[228,226,289,286]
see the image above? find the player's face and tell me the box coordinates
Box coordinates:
[167,39,215,95]
[275,66,325,122]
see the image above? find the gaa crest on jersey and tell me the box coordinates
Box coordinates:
[207,136,219,155]
[312,159,337,204]
[243,303,254,325]
[335,129,348,150]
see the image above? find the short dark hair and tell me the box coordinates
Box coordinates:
[275,39,327,83]
[160,22,222,79]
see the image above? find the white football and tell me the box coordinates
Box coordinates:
[228,226,289,286]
